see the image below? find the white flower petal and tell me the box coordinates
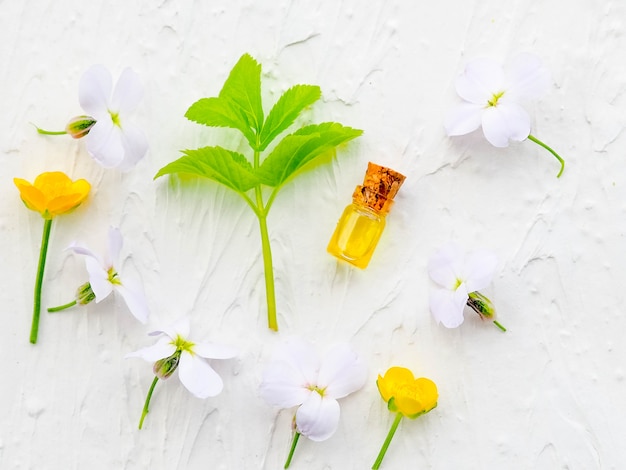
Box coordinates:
[273,338,321,386]
[444,103,484,137]
[117,123,149,172]
[106,227,123,267]
[85,119,125,168]
[84,256,113,301]
[79,64,112,119]
[148,316,190,340]
[125,337,176,361]
[295,393,340,442]
[178,352,224,398]
[481,103,530,147]
[66,242,102,264]
[169,316,191,339]
[464,250,498,293]
[506,53,551,101]
[456,58,505,104]
[317,344,367,399]
[110,67,144,115]
[429,286,468,328]
[194,342,238,360]
[428,242,464,289]
[114,277,149,324]
[259,361,312,408]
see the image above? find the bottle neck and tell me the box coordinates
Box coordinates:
[352,185,394,215]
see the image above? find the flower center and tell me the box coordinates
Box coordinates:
[308,385,326,397]
[396,383,424,405]
[453,278,463,290]
[172,335,195,354]
[109,110,121,127]
[487,91,505,107]
[107,267,122,285]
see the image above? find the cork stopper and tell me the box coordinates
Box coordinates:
[352,162,406,213]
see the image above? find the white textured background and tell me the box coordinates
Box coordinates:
[2,0,625,469]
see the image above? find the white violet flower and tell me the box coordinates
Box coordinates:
[428,242,505,331]
[126,316,238,429]
[78,64,148,170]
[259,337,367,468]
[48,226,149,323]
[444,53,564,177]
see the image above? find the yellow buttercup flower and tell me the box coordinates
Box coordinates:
[14,171,91,219]
[377,366,438,418]
[15,171,91,343]
[373,367,438,469]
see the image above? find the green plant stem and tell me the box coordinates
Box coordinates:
[493,320,507,332]
[241,192,262,218]
[31,218,53,344]
[37,129,66,135]
[527,134,564,178]
[256,194,278,331]
[32,123,67,135]
[252,146,278,331]
[372,412,403,469]
[139,376,159,429]
[284,431,301,469]
[48,300,77,312]
[264,187,280,213]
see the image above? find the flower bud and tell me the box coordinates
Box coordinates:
[76,281,96,305]
[65,115,97,139]
[467,291,496,320]
[153,351,182,379]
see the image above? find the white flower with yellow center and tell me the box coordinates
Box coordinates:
[445,53,550,146]
[260,337,367,467]
[428,242,505,331]
[79,64,148,170]
[127,316,238,429]
[445,53,564,177]
[66,226,149,323]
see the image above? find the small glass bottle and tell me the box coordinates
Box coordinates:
[327,162,406,269]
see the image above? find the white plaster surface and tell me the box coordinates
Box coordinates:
[2,0,626,468]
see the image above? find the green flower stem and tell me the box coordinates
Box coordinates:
[528,134,564,178]
[284,431,301,469]
[139,376,159,429]
[493,320,507,332]
[48,300,77,312]
[33,124,67,135]
[372,412,403,470]
[30,218,53,344]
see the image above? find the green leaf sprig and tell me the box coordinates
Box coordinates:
[155,54,362,331]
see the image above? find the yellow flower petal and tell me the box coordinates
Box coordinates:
[14,178,47,214]
[377,366,415,403]
[14,172,91,218]
[416,377,439,411]
[393,378,438,417]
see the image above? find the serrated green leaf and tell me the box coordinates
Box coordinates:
[219,53,264,135]
[154,146,259,194]
[258,85,321,151]
[184,54,264,148]
[256,134,319,186]
[257,122,362,187]
[185,97,257,146]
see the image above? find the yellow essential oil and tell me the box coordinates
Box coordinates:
[327,203,386,268]
[327,162,405,269]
